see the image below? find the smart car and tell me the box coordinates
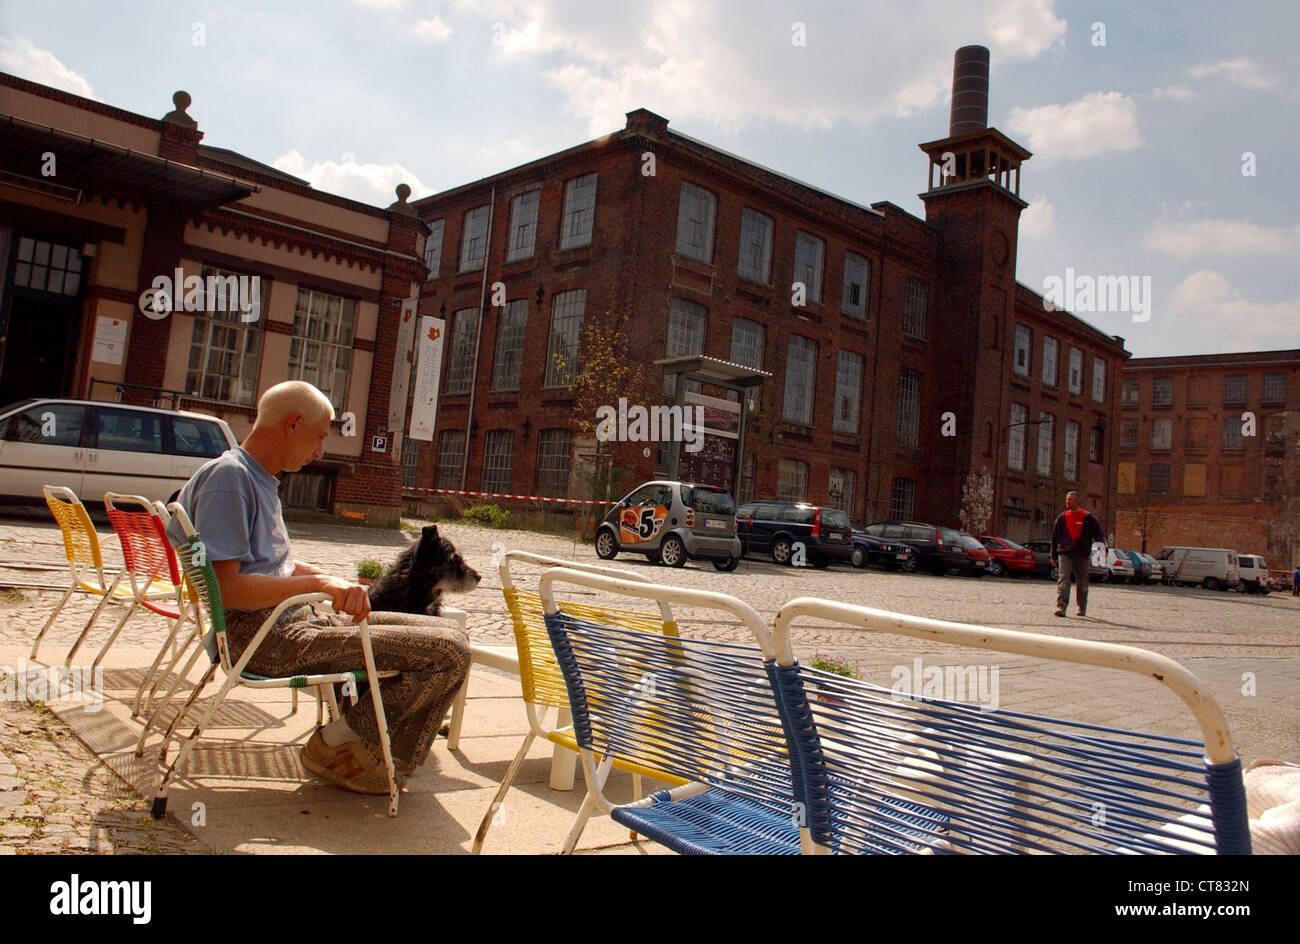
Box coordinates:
[594,480,742,571]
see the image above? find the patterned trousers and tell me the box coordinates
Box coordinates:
[224,605,471,774]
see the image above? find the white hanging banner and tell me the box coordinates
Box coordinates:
[387,296,419,432]
[409,316,446,441]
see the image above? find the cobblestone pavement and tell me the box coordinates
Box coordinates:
[0,700,204,855]
[1,513,1297,853]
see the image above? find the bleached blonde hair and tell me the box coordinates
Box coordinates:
[254,381,335,430]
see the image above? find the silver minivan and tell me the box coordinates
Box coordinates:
[0,398,237,505]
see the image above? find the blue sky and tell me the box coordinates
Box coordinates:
[2,0,1296,358]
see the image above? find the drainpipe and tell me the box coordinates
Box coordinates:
[460,185,496,490]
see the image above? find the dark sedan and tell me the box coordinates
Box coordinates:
[850,528,917,570]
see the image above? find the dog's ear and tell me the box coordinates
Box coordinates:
[421,525,439,542]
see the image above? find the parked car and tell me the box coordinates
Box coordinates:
[1236,554,1271,594]
[736,501,853,567]
[1022,539,1059,580]
[1122,549,1152,584]
[1136,551,1165,585]
[0,397,238,506]
[955,533,990,576]
[974,534,1037,577]
[595,480,741,570]
[1094,546,1135,583]
[1154,546,1241,590]
[861,522,976,576]
[849,527,917,570]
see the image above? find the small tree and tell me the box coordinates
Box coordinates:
[958,466,994,534]
[1123,483,1168,554]
[567,306,647,525]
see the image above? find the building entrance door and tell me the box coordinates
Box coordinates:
[0,236,85,404]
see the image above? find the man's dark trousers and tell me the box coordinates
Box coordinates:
[1057,555,1091,613]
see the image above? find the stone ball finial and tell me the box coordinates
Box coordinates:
[163,90,198,128]
[395,183,412,202]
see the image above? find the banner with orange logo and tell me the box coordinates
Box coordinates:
[388,296,420,432]
[409,315,446,441]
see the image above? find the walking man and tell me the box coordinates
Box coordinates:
[1292,565,1299,597]
[1049,490,1106,617]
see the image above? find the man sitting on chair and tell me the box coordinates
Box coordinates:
[166,380,470,794]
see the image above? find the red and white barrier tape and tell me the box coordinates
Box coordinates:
[402,486,615,506]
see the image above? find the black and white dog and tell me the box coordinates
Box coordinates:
[366,525,481,616]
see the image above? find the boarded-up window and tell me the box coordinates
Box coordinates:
[1183,463,1207,497]
[1117,462,1136,494]
[1187,375,1209,406]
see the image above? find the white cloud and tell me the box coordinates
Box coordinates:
[412,16,452,41]
[478,136,543,170]
[1150,85,1194,101]
[1168,270,1300,349]
[1004,91,1142,162]
[351,0,407,9]
[270,150,434,206]
[450,0,1068,136]
[0,34,94,98]
[1019,195,1054,238]
[1189,57,1278,90]
[1145,218,1300,256]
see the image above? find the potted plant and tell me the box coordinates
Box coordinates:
[807,652,860,707]
[356,559,384,586]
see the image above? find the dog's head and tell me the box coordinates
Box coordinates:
[414,525,482,594]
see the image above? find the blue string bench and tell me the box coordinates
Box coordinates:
[771,598,1251,855]
[540,568,1251,855]
[540,567,807,854]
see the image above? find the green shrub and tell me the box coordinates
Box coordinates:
[808,652,859,678]
[356,559,384,580]
[462,503,512,528]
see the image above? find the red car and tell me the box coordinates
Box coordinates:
[973,534,1037,577]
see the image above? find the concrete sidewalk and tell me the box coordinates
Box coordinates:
[1,642,670,855]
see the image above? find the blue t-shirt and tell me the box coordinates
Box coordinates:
[166,446,294,579]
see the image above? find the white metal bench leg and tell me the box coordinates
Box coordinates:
[550,707,577,791]
[447,675,469,752]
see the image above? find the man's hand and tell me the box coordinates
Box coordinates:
[1050,557,1057,567]
[317,574,371,624]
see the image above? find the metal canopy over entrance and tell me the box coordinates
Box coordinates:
[655,354,770,493]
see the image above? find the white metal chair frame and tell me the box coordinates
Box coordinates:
[534,568,804,849]
[470,551,676,855]
[150,503,462,819]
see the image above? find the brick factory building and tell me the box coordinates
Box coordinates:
[1116,349,1300,569]
[2,50,1155,537]
[0,73,423,524]
[409,46,1129,541]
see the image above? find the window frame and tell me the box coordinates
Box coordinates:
[490,299,528,391]
[675,181,717,263]
[559,173,598,250]
[833,349,863,435]
[793,231,824,303]
[481,430,515,494]
[841,251,870,319]
[505,191,540,263]
[544,289,587,388]
[288,286,355,414]
[737,208,774,283]
[782,335,818,426]
[458,205,490,273]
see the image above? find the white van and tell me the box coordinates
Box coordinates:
[0,398,237,506]
[1236,554,1271,595]
[1154,546,1241,591]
